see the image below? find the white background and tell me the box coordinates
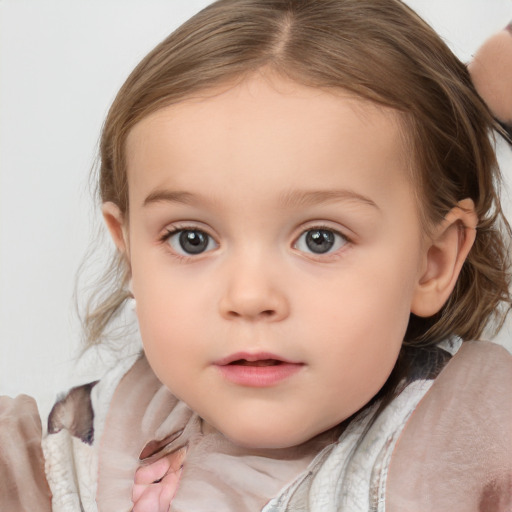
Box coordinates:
[1,0,511,419]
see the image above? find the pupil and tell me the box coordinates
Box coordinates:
[306,229,334,254]
[179,230,208,254]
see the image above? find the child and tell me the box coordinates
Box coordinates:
[2,0,512,510]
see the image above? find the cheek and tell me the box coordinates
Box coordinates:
[305,253,416,335]
[302,253,417,382]
[132,267,216,381]
[136,289,198,353]
[135,301,199,398]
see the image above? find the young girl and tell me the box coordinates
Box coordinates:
[2,0,512,510]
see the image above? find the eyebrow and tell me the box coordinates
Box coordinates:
[278,189,380,210]
[143,190,197,207]
[142,187,379,210]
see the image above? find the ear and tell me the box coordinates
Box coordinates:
[411,199,477,318]
[102,202,129,255]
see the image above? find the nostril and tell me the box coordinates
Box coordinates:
[226,309,276,319]
[219,291,288,321]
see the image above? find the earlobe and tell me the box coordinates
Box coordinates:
[102,202,129,254]
[411,199,477,318]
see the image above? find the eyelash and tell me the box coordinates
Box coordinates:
[293,225,350,258]
[158,224,351,259]
[159,226,218,259]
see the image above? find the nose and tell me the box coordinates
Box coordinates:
[218,257,290,322]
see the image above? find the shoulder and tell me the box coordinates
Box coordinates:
[386,341,512,511]
[43,351,147,511]
[46,351,143,446]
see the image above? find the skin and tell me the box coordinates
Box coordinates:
[468,26,512,124]
[104,74,477,454]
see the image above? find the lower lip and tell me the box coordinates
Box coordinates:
[215,363,303,387]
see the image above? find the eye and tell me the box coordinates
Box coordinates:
[165,229,217,255]
[294,228,347,255]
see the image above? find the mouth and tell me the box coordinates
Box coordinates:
[214,352,300,366]
[214,352,304,387]
[228,358,285,367]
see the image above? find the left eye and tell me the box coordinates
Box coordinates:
[294,228,347,255]
[166,229,217,255]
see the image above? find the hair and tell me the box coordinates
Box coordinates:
[84,0,511,358]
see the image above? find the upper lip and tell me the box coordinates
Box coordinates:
[214,351,302,366]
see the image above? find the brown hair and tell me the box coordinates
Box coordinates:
[85,0,511,349]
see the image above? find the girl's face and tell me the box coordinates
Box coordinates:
[120,75,430,449]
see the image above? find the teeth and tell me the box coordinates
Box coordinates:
[232,359,281,367]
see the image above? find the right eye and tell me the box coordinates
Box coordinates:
[165,229,217,255]
[294,227,347,255]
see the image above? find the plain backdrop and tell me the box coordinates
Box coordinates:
[1,0,511,419]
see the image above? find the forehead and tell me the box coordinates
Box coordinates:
[124,75,413,206]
